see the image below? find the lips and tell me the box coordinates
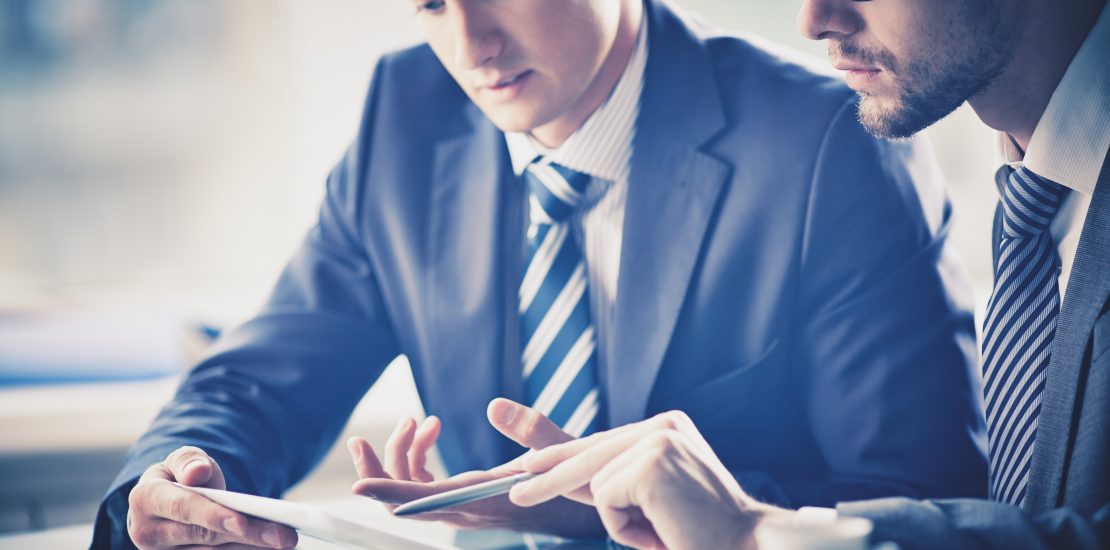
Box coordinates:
[477,70,531,91]
[474,70,533,102]
[835,62,883,92]
[833,61,880,72]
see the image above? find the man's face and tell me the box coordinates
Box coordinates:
[414,0,621,135]
[798,0,1015,139]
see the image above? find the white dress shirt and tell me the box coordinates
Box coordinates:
[1000,2,1110,300]
[505,18,648,364]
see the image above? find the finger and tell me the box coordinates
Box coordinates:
[163,446,226,489]
[597,503,664,550]
[128,488,297,550]
[177,544,282,550]
[136,480,297,547]
[592,455,667,550]
[135,517,296,549]
[510,426,655,507]
[347,436,387,479]
[487,398,573,450]
[137,478,242,531]
[521,410,696,475]
[352,469,498,503]
[408,416,441,483]
[176,545,277,550]
[384,417,417,480]
[585,437,651,506]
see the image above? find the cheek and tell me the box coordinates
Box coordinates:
[532,2,613,73]
[423,27,456,71]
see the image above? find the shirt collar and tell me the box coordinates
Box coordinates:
[505,16,648,183]
[1000,2,1110,196]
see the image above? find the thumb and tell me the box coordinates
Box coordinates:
[487,398,573,450]
[163,446,227,489]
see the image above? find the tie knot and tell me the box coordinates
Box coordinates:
[524,161,591,223]
[1000,166,1068,238]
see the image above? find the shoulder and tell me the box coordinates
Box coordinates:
[375,43,457,92]
[363,43,471,140]
[701,31,856,127]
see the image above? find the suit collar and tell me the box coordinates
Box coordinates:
[606,0,730,426]
[1026,151,1110,514]
[1018,2,1110,196]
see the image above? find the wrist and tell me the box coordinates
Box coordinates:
[733,503,793,550]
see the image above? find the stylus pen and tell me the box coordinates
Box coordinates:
[392,472,537,516]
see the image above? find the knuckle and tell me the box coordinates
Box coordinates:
[670,409,693,427]
[167,445,205,464]
[128,521,156,548]
[168,493,189,521]
[658,410,690,430]
[588,474,605,497]
[187,523,220,545]
[649,430,681,453]
[127,484,144,512]
[520,409,547,434]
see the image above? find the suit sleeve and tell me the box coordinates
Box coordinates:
[838,497,1110,549]
[90,61,400,549]
[768,96,989,506]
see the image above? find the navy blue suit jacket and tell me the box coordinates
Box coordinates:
[839,154,1110,550]
[93,1,988,546]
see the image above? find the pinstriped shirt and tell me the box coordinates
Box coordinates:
[505,18,648,367]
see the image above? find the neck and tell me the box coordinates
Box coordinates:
[530,0,643,148]
[969,0,1105,151]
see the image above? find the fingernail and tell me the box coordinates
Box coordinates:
[497,404,517,425]
[222,517,243,536]
[184,458,205,472]
[347,439,362,464]
[262,524,282,547]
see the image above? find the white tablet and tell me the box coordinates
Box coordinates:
[176,484,455,550]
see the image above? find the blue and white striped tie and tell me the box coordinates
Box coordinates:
[981,165,1068,506]
[519,160,603,438]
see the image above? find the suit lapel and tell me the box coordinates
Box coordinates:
[1025,152,1110,514]
[607,1,730,427]
[427,103,526,468]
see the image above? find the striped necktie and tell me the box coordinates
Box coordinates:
[519,160,603,438]
[981,165,1068,506]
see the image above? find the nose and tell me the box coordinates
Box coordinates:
[798,0,859,41]
[450,4,502,70]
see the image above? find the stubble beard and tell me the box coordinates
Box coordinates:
[852,2,1013,140]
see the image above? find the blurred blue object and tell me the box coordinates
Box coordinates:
[0,309,216,386]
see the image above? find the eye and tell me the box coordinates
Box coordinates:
[414,0,446,14]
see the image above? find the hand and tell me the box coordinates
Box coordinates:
[126,446,298,549]
[502,409,791,550]
[347,401,605,538]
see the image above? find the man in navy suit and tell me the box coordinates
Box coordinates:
[495,0,1110,548]
[95,1,987,548]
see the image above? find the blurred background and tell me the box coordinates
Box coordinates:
[0,0,999,538]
